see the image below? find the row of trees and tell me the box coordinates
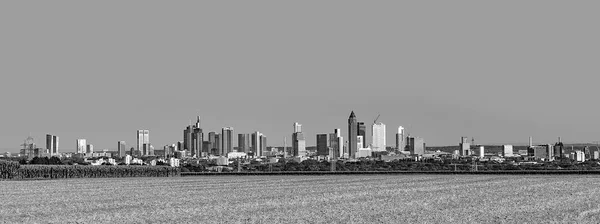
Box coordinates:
[181,158,600,173]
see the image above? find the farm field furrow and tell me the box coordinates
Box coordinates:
[1,175,600,223]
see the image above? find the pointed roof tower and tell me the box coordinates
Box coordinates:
[196,116,201,128]
[349,111,356,118]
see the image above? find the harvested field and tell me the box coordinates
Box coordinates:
[1,175,600,223]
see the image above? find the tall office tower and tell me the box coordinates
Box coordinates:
[238,134,246,153]
[459,137,471,156]
[184,117,203,157]
[76,139,87,154]
[53,136,59,155]
[238,133,251,153]
[396,126,405,151]
[294,122,302,133]
[208,132,216,152]
[118,141,127,157]
[137,130,149,155]
[214,134,221,155]
[407,136,425,155]
[317,134,331,156]
[372,123,386,151]
[554,137,564,159]
[348,111,358,158]
[260,135,267,154]
[251,131,264,157]
[46,134,53,154]
[222,127,234,155]
[328,133,337,155]
[337,136,344,158]
[86,144,94,154]
[292,122,306,157]
[357,122,366,148]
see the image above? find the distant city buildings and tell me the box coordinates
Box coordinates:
[407,136,425,156]
[348,111,358,158]
[76,139,87,154]
[251,131,266,157]
[118,141,126,157]
[316,134,330,156]
[357,122,366,148]
[396,126,405,151]
[292,122,306,157]
[137,130,150,156]
[460,137,471,156]
[86,144,94,154]
[372,122,386,152]
[46,134,59,156]
[238,133,250,153]
[221,127,234,155]
[183,117,203,157]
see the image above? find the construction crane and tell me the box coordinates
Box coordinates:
[373,114,381,124]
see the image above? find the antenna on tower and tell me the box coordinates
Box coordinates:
[373,114,381,124]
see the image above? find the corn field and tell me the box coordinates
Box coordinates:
[1,161,180,180]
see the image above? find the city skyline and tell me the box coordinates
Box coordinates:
[2,1,600,152]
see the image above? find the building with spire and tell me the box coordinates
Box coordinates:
[292,122,306,157]
[348,111,358,158]
[183,116,203,157]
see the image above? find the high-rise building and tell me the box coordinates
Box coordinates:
[208,132,216,153]
[251,131,265,158]
[137,130,149,155]
[407,136,425,155]
[214,134,221,155]
[316,134,330,156]
[46,134,59,155]
[372,123,386,151]
[76,139,86,154]
[222,127,234,155]
[292,122,306,157]
[348,111,358,158]
[86,144,94,154]
[118,141,127,157]
[184,117,203,157]
[238,133,250,153]
[396,126,405,151]
[294,122,302,133]
[260,135,267,154]
[357,122,366,148]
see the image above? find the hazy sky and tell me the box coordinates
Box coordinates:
[1,1,599,153]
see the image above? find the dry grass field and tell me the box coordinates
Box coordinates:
[2,175,600,223]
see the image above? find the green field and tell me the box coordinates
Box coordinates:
[2,175,600,223]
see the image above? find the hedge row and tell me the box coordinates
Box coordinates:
[1,162,180,180]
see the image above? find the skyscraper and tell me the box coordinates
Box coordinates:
[292,122,306,157]
[251,131,265,158]
[357,122,366,148]
[372,122,386,151]
[396,126,405,151]
[76,139,86,154]
[86,144,94,154]
[222,127,234,155]
[316,134,330,156]
[118,141,126,157]
[208,132,216,153]
[184,117,203,157]
[238,133,250,153]
[46,134,59,155]
[214,134,221,155]
[137,130,149,155]
[348,111,358,158]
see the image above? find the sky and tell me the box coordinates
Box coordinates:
[1,1,599,153]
